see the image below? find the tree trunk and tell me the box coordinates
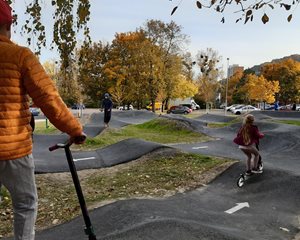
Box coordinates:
[151,99,155,113]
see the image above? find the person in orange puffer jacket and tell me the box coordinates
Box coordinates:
[0,1,86,239]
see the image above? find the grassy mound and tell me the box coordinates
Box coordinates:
[83,118,211,150]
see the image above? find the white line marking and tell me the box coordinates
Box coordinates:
[73,157,96,162]
[225,202,250,214]
[192,146,208,149]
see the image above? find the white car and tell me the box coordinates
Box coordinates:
[118,105,134,110]
[230,104,245,113]
[226,104,240,111]
[232,105,260,115]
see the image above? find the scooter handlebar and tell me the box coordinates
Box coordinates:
[48,143,68,151]
[49,145,59,152]
[48,135,86,152]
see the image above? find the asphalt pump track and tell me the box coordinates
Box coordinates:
[5,110,300,239]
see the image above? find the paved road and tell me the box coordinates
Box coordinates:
[5,110,300,239]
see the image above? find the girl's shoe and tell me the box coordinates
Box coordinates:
[252,168,263,174]
[245,170,253,176]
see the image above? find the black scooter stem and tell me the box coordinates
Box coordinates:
[49,142,97,239]
[64,146,97,239]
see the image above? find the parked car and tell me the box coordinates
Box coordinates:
[219,103,226,109]
[226,104,242,111]
[180,104,193,111]
[232,105,260,115]
[29,107,40,116]
[279,104,293,111]
[167,105,192,114]
[118,105,133,110]
[230,104,245,113]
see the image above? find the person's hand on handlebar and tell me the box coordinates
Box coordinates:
[70,133,87,145]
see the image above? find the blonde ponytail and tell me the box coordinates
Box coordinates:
[241,114,254,145]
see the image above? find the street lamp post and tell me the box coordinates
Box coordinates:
[225,58,230,116]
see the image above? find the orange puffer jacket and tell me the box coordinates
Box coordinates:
[0,35,82,161]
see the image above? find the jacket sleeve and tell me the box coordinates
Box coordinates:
[20,48,83,137]
[252,125,264,140]
[233,127,244,145]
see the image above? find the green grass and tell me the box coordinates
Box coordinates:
[207,117,241,128]
[34,120,60,134]
[85,152,231,201]
[207,122,230,128]
[82,118,211,149]
[273,120,300,126]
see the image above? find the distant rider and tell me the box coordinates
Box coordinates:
[101,93,113,127]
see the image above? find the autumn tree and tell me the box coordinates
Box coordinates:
[103,31,164,111]
[230,68,254,103]
[224,68,243,105]
[102,33,132,108]
[171,74,198,99]
[141,20,189,111]
[196,48,222,109]
[77,41,111,107]
[238,73,280,104]
[43,60,58,85]
[181,52,196,83]
[261,59,300,104]
[56,60,82,106]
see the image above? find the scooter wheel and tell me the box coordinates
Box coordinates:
[258,161,264,171]
[237,175,245,188]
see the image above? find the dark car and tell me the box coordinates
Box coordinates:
[29,107,40,116]
[265,105,274,110]
[180,104,193,110]
[167,105,192,114]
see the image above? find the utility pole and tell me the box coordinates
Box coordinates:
[225,58,230,116]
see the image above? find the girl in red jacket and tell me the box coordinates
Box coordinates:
[234,114,264,175]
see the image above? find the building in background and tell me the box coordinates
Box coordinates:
[228,64,244,78]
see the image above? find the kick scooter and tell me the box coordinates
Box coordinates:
[49,137,98,240]
[236,156,263,188]
[236,144,263,188]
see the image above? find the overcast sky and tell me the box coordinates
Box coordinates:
[11,0,300,71]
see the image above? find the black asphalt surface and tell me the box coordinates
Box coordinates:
[5,110,300,239]
[33,110,160,173]
[84,110,157,137]
[194,112,236,123]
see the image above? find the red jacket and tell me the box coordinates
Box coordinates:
[233,125,264,146]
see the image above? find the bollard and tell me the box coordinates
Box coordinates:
[46,118,49,129]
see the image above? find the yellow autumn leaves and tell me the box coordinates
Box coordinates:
[241,74,280,103]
